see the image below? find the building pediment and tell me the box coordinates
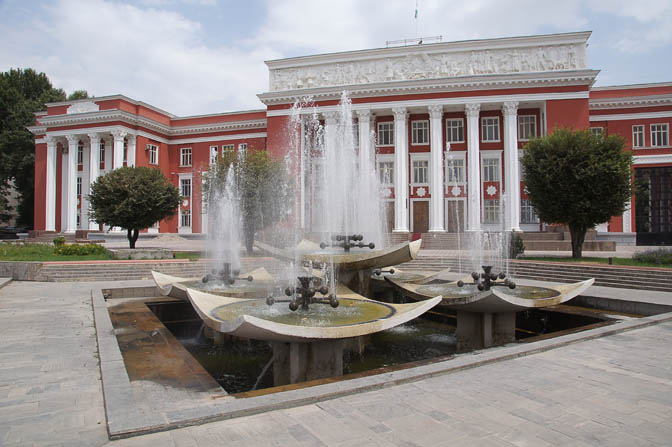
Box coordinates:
[266,32,590,93]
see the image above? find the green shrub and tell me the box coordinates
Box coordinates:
[54,243,107,256]
[52,236,66,247]
[504,233,525,259]
[632,248,672,266]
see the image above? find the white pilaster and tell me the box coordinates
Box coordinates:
[503,101,521,232]
[466,103,481,231]
[428,105,445,232]
[87,133,101,230]
[356,109,373,173]
[623,200,632,233]
[65,135,78,234]
[45,136,57,231]
[126,133,137,167]
[392,107,409,232]
[111,129,127,169]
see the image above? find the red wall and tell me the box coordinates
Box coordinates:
[546,98,590,133]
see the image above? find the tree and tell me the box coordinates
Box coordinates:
[88,167,181,248]
[0,68,69,228]
[521,128,632,258]
[67,90,90,100]
[203,149,293,254]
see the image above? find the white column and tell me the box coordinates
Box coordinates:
[502,101,521,232]
[622,200,632,233]
[45,136,57,231]
[65,135,78,233]
[392,107,409,232]
[87,133,101,230]
[126,133,137,167]
[428,105,445,232]
[111,129,127,169]
[466,103,481,231]
[356,109,373,172]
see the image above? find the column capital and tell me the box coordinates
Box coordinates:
[87,133,100,143]
[465,103,481,118]
[502,101,519,116]
[65,134,79,145]
[45,135,57,146]
[428,104,443,119]
[125,132,137,142]
[392,107,407,120]
[322,111,339,124]
[355,109,371,120]
[110,129,127,141]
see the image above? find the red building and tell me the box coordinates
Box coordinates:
[29,32,672,244]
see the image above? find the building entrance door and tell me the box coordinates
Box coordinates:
[446,199,465,233]
[412,200,429,233]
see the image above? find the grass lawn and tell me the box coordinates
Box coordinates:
[173,251,201,261]
[0,243,116,262]
[519,256,672,269]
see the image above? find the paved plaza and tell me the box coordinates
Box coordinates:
[1,279,671,446]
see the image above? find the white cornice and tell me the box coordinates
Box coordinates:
[592,81,672,91]
[37,109,266,137]
[265,31,592,69]
[170,132,267,145]
[633,153,672,165]
[44,94,178,118]
[590,111,672,121]
[589,94,672,110]
[258,70,598,105]
[27,126,46,135]
[266,91,589,117]
[45,125,168,144]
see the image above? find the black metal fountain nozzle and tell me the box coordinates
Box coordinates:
[373,268,395,276]
[456,265,516,291]
[202,262,253,285]
[266,276,339,311]
[320,233,375,252]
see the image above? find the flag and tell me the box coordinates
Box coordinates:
[415,8,418,18]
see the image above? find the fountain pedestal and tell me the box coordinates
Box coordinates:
[271,340,344,385]
[455,311,516,352]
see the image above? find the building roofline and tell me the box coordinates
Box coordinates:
[170,109,266,121]
[265,31,592,69]
[44,94,178,118]
[591,81,672,91]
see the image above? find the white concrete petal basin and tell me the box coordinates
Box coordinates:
[253,239,422,272]
[151,268,275,301]
[386,277,595,314]
[184,283,442,343]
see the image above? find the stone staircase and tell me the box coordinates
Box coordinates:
[398,257,672,293]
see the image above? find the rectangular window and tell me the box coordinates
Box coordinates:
[209,146,218,164]
[520,198,539,224]
[76,177,82,196]
[377,122,394,146]
[590,127,604,137]
[412,160,429,184]
[352,121,359,147]
[378,161,394,185]
[181,209,191,227]
[518,115,537,141]
[147,144,158,165]
[411,120,429,145]
[99,141,106,168]
[651,124,669,147]
[446,119,464,143]
[123,139,128,163]
[632,125,645,148]
[482,158,500,182]
[180,178,191,198]
[180,147,192,166]
[238,143,248,155]
[77,142,84,166]
[481,117,500,142]
[446,158,464,183]
[483,199,500,224]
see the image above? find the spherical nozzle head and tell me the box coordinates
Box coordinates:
[477,283,485,291]
[265,296,275,306]
[368,242,375,249]
[508,282,516,289]
[329,295,339,308]
[202,275,209,283]
[319,242,327,249]
[289,301,299,311]
[319,286,328,295]
[498,272,506,279]
[227,278,235,285]
[246,275,253,282]
[284,287,293,297]
[389,268,395,274]
[471,272,479,280]
[457,280,464,287]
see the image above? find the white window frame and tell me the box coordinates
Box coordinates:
[180,178,192,198]
[76,176,82,196]
[209,145,218,164]
[222,144,234,154]
[180,209,191,228]
[147,144,159,165]
[482,157,500,182]
[480,150,502,226]
[651,123,669,147]
[520,198,539,224]
[99,140,106,166]
[632,125,645,149]
[411,120,429,145]
[445,118,464,143]
[180,147,192,167]
[123,138,128,164]
[483,199,500,225]
[445,151,466,185]
[518,115,537,141]
[377,155,395,186]
[377,122,394,146]
[77,141,84,166]
[481,116,500,142]
[590,127,604,137]
[410,154,430,186]
[178,174,192,233]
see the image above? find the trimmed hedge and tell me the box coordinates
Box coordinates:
[54,243,107,256]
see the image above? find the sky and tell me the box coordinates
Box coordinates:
[1,0,671,116]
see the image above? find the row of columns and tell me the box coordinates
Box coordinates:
[345,102,522,233]
[44,130,136,233]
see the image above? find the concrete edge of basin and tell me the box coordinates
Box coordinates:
[0,277,11,290]
[92,288,672,440]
